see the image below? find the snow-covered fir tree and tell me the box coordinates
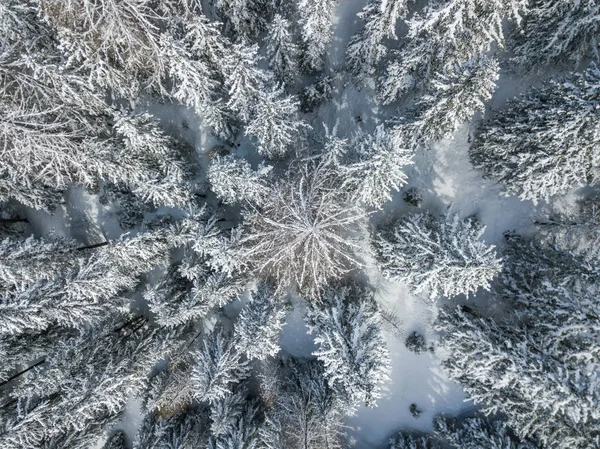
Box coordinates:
[0,224,178,335]
[306,283,391,409]
[341,124,414,209]
[266,14,300,87]
[246,88,308,159]
[510,0,600,71]
[0,315,172,449]
[241,162,367,298]
[207,391,262,449]
[435,415,543,449]
[37,0,171,96]
[191,326,250,404]
[346,0,413,76]
[437,233,600,448]
[234,283,289,360]
[389,433,441,449]
[404,57,499,148]
[374,209,502,299]
[535,192,600,261]
[297,0,338,72]
[379,0,526,103]
[134,406,210,449]
[471,66,600,203]
[208,155,272,206]
[215,0,270,39]
[223,42,271,122]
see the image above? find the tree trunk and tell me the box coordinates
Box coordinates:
[0,359,46,388]
[76,241,109,251]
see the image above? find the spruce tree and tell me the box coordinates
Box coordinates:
[266,14,300,87]
[471,66,600,203]
[379,0,526,103]
[297,0,338,72]
[374,210,502,299]
[346,0,413,76]
[510,0,600,71]
[306,283,391,409]
[437,233,600,448]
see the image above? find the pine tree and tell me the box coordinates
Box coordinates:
[223,42,271,122]
[37,0,173,96]
[146,257,244,328]
[437,234,600,448]
[266,14,300,87]
[306,283,392,409]
[535,193,600,261]
[246,88,308,159]
[0,225,178,335]
[208,155,272,206]
[134,406,210,449]
[191,326,250,404]
[378,0,526,103]
[510,0,600,72]
[341,124,414,209]
[374,210,502,299]
[389,433,441,449]
[241,162,367,298]
[216,0,270,39]
[405,57,499,148]
[297,0,338,72]
[434,415,543,449]
[0,316,172,448]
[471,66,600,204]
[346,0,413,76]
[234,284,289,360]
[208,392,262,449]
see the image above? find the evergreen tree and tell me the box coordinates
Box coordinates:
[208,155,272,206]
[208,392,262,449]
[535,193,600,261]
[405,57,499,148]
[0,225,178,335]
[191,326,250,404]
[223,42,271,122]
[389,433,441,449]
[306,283,392,409]
[374,210,501,299]
[0,316,172,448]
[435,415,543,449]
[379,0,526,103]
[234,284,289,360]
[266,14,300,87]
[510,0,600,71]
[471,66,600,203]
[346,0,413,76]
[216,0,270,39]
[341,124,414,209]
[37,0,175,95]
[297,0,338,72]
[437,234,600,448]
[134,407,210,449]
[246,89,308,158]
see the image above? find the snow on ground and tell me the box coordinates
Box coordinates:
[347,280,469,449]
